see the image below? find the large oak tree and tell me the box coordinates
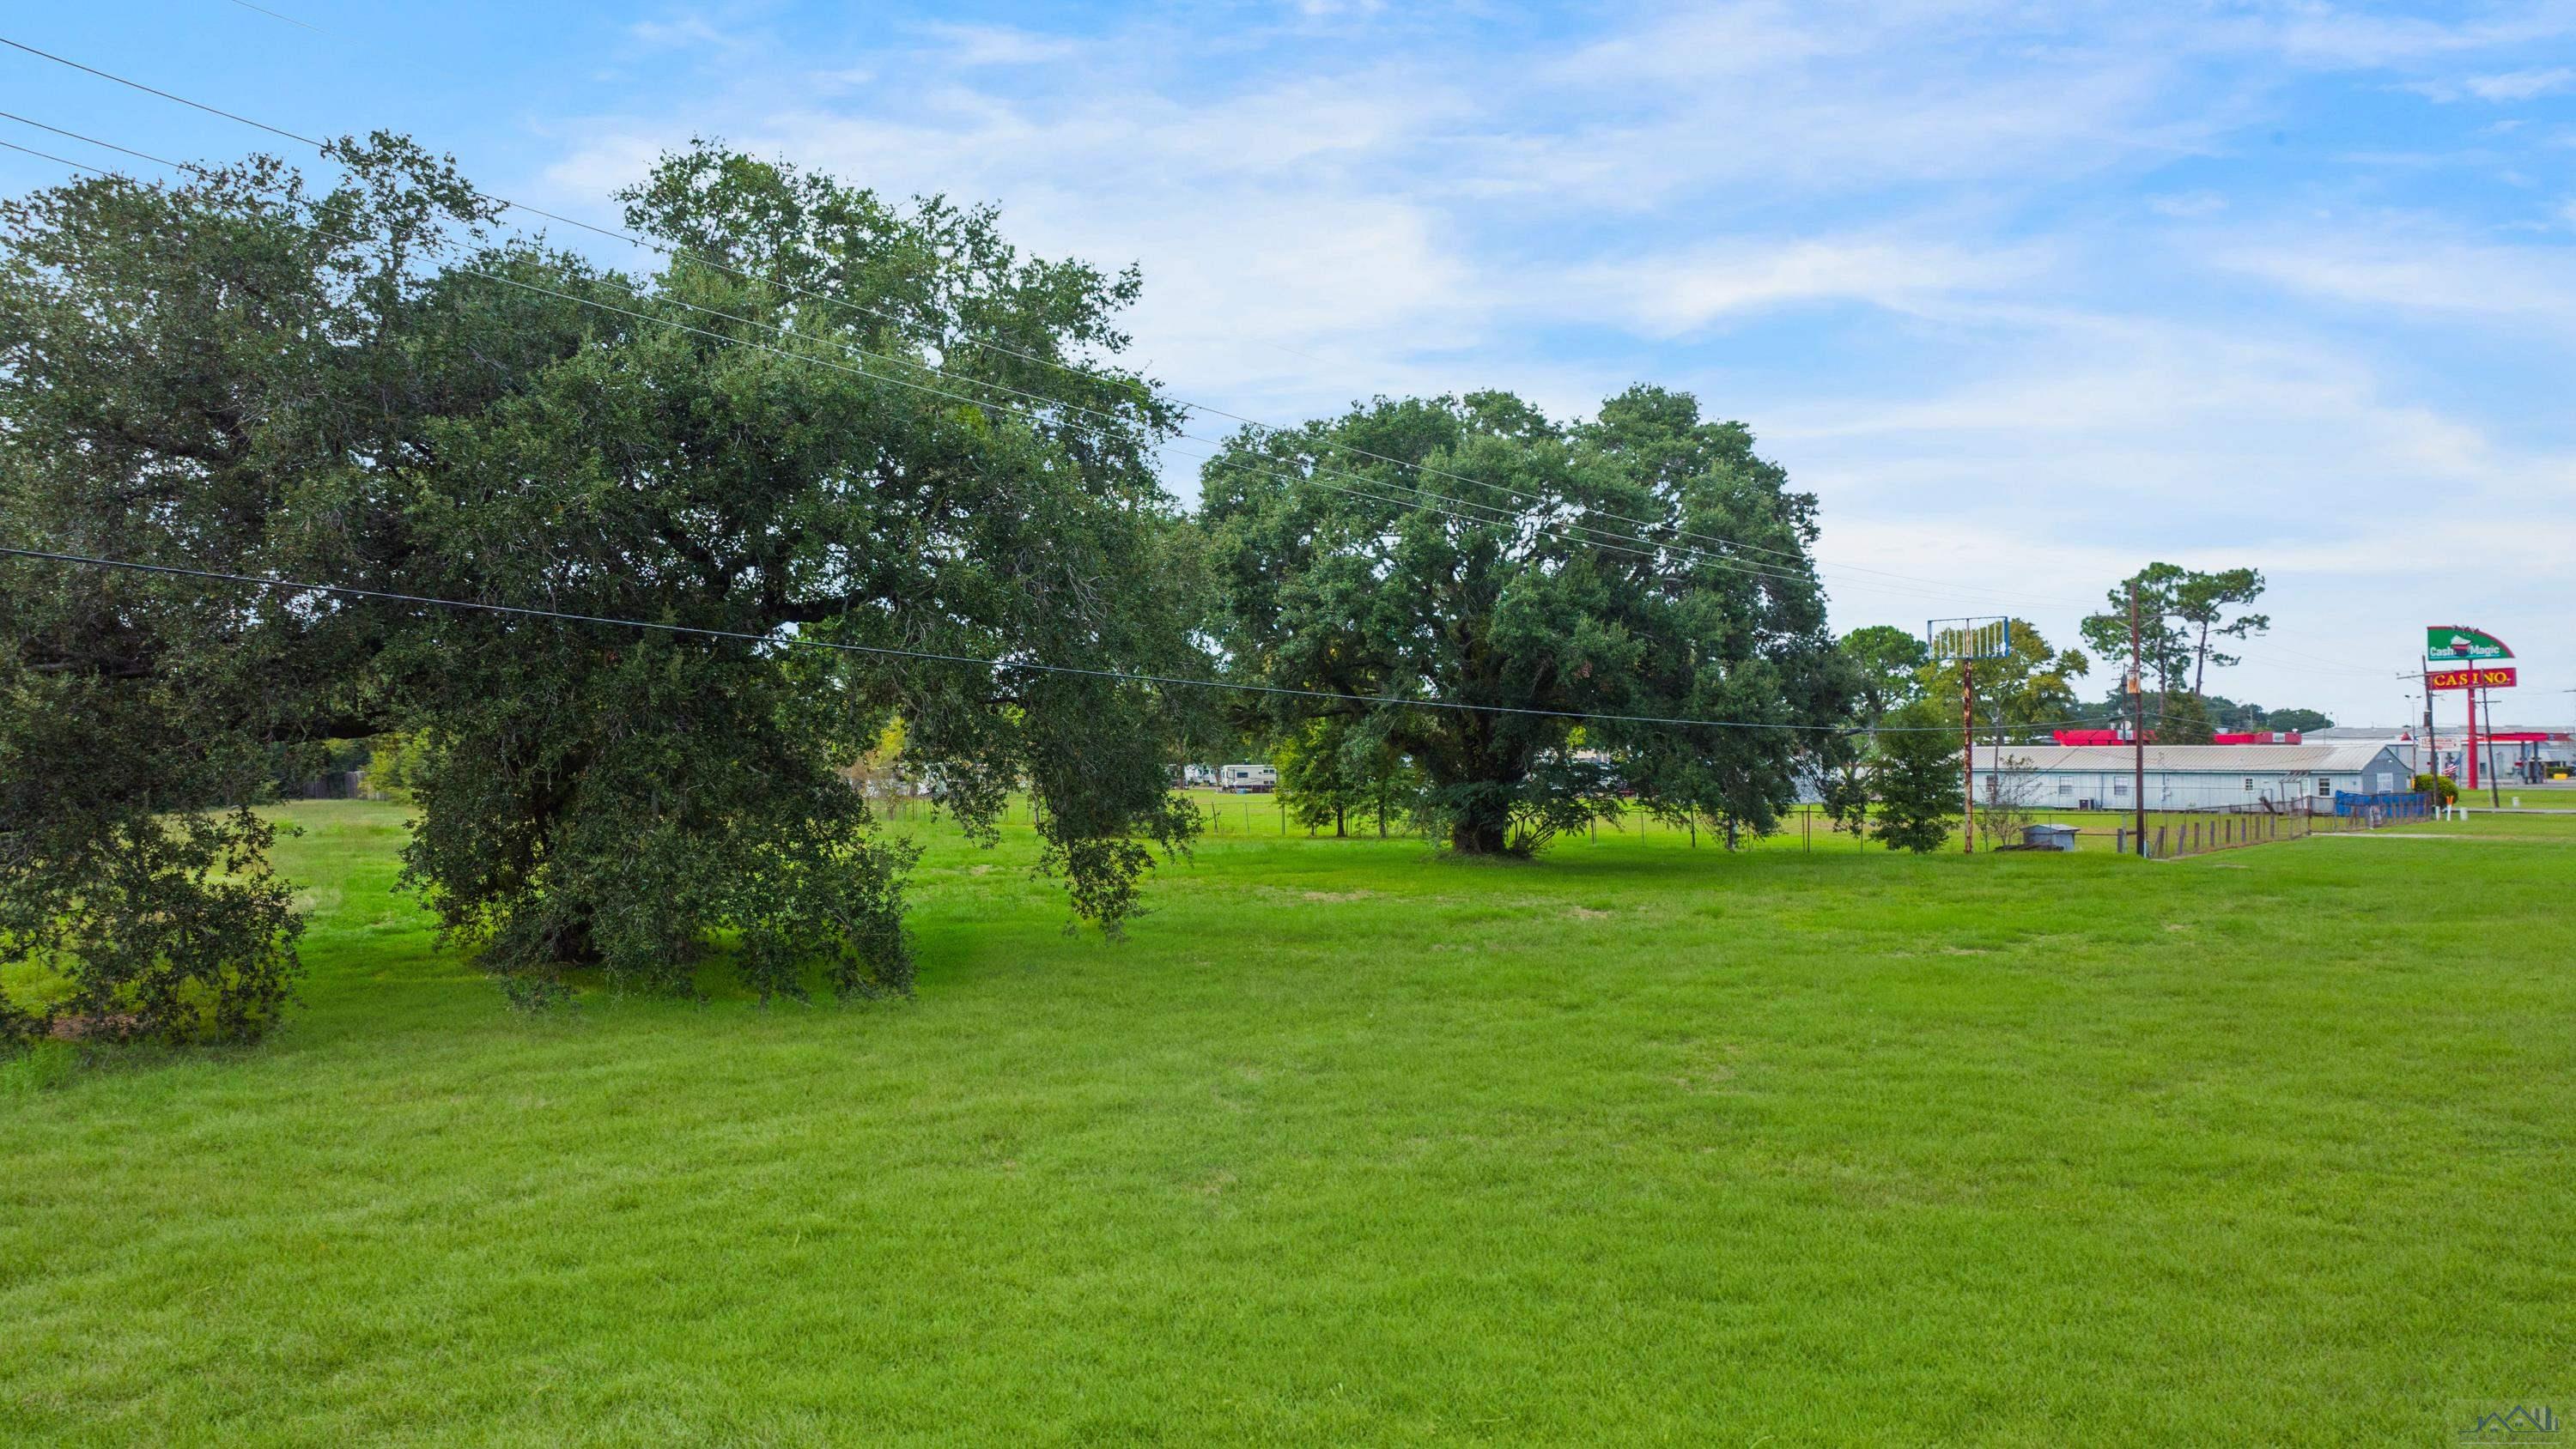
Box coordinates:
[1200,387,1852,855]
[2,140,1203,1038]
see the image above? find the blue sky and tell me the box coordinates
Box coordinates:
[5,1,2573,728]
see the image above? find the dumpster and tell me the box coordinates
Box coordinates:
[2021,823,2079,852]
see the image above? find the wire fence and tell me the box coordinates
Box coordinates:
[848,782,2444,858]
[1964,794,2438,859]
[1756,797,2443,858]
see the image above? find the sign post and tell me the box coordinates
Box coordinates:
[2425,627,2515,797]
[2468,687,2480,791]
[2483,687,2500,805]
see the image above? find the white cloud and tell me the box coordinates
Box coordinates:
[2212,228,2576,330]
[916,23,1081,68]
[2149,190,2229,217]
[540,70,1496,419]
[623,11,764,58]
[627,15,727,49]
[1471,16,2225,209]
[2405,65,2576,101]
[1545,2,1845,86]
[2247,3,2576,68]
[2468,65,2576,99]
[1569,238,2037,336]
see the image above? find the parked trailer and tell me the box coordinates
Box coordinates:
[1218,763,1278,793]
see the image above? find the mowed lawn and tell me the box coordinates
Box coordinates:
[4,803,2573,1446]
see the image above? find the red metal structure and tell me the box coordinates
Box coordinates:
[2048,729,2302,747]
[2467,688,2480,791]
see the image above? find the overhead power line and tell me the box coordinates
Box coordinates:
[0,39,2405,666]
[0,112,1883,599]
[0,49,2415,681]
[0,35,322,148]
[0,106,195,169]
[0,135,100,173]
[0,108,2403,692]
[0,34,2072,606]
[222,1,325,35]
[0,545,2120,735]
[453,264,1878,591]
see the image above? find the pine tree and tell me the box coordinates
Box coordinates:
[1871,700,1961,852]
[2157,689,2216,744]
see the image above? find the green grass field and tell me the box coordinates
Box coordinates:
[5,802,2573,1446]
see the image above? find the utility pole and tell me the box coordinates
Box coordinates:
[1961,655,1976,854]
[2421,663,2436,779]
[1929,617,2004,854]
[2129,582,2146,856]
[2484,686,2502,806]
[2466,683,2480,794]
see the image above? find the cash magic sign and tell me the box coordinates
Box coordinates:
[2427,665,2517,691]
[2427,626,2514,662]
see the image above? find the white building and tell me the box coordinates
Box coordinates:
[1969,743,2415,811]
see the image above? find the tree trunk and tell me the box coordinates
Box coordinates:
[540,909,605,967]
[1450,818,1509,854]
[1334,805,1346,838]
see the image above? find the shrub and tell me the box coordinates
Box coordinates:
[1871,700,1961,853]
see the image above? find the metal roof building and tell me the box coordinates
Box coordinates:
[1970,742,2415,811]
